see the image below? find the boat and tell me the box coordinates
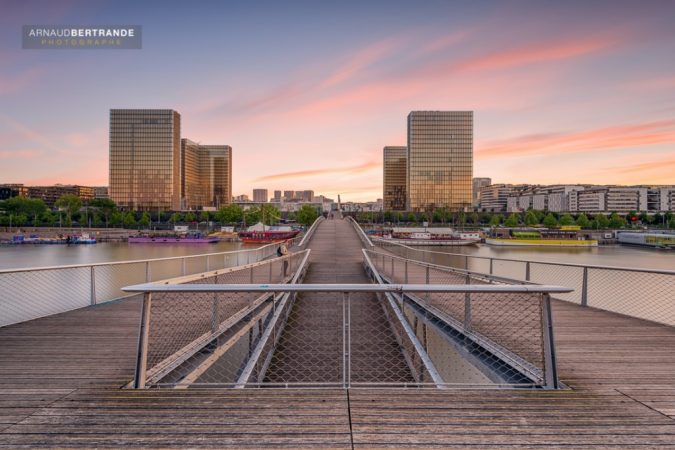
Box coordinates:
[379,227,480,246]
[238,222,300,244]
[69,233,97,244]
[486,226,598,247]
[128,231,219,244]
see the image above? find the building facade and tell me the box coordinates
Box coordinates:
[109,109,181,211]
[472,177,491,207]
[407,111,473,212]
[180,139,233,210]
[383,146,407,211]
[27,185,95,208]
[253,189,268,203]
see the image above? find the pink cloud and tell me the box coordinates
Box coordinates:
[254,160,380,183]
[0,67,44,96]
[477,119,675,159]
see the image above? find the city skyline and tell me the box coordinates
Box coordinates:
[2,1,675,201]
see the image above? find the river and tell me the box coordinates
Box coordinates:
[0,241,672,271]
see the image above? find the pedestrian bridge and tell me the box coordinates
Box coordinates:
[1,216,675,447]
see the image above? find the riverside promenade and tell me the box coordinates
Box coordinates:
[1,218,675,447]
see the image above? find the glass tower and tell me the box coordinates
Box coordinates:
[181,139,232,209]
[383,146,407,211]
[407,111,473,212]
[109,109,181,211]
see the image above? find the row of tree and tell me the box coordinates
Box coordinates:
[0,196,321,228]
[357,209,675,230]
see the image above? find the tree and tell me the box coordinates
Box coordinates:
[123,211,136,228]
[468,212,479,225]
[407,213,416,223]
[260,204,281,225]
[489,214,503,226]
[244,207,261,225]
[504,213,519,227]
[199,211,210,222]
[575,213,591,229]
[41,210,57,227]
[383,211,392,223]
[524,210,538,226]
[139,212,151,229]
[595,214,610,229]
[1,197,47,225]
[542,213,558,229]
[296,204,319,226]
[216,204,243,224]
[184,212,197,223]
[608,212,625,229]
[170,212,183,224]
[559,213,575,226]
[13,213,28,227]
[90,198,117,228]
[111,211,124,227]
[670,216,675,230]
[55,194,82,225]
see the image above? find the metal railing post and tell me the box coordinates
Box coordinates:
[181,258,186,276]
[404,260,408,284]
[542,293,559,389]
[250,265,254,283]
[133,292,152,389]
[465,255,469,270]
[206,256,210,272]
[347,292,351,388]
[145,261,150,282]
[342,292,347,388]
[236,252,240,266]
[581,267,589,306]
[464,274,471,332]
[425,266,430,302]
[526,261,531,281]
[90,266,96,305]
[489,258,493,275]
[269,262,273,282]
[211,292,219,333]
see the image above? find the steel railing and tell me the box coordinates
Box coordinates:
[363,231,675,327]
[0,242,287,327]
[123,250,569,389]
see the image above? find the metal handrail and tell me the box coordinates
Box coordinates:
[123,283,572,294]
[297,216,324,247]
[372,236,675,275]
[347,216,374,247]
[0,242,280,274]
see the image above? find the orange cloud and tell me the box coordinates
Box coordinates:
[254,160,380,182]
[477,119,675,159]
[610,157,675,174]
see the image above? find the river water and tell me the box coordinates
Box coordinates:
[0,241,672,271]
[0,241,252,270]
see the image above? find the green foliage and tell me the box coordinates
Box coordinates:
[575,213,591,229]
[216,204,243,224]
[54,194,82,223]
[260,204,281,225]
[524,211,538,226]
[559,213,575,226]
[169,212,183,223]
[244,208,260,225]
[12,213,28,226]
[199,211,210,222]
[504,213,519,227]
[90,198,117,227]
[489,214,503,226]
[0,197,47,222]
[184,212,197,223]
[608,212,625,229]
[41,210,57,226]
[383,211,392,222]
[595,214,610,229]
[669,216,675,229]
[296,204,319,226]
[123,211,136,228]
[542,213,558,229]
[139,212,151,228]
[407,213,416,223]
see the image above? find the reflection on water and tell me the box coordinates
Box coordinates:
[0,241,258,270]
[425,244,675,271]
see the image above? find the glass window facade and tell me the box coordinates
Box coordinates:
[109,109,181,211]
[407,111,473,212]
[181,139,232,210]
[383,146,407,211]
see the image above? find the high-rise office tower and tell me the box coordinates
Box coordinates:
[181,139,233,210]
[407,111,473,212]
[109,109,181,211]
[383,146,407,211]
[273,190,282,202]
[253,189,268,202]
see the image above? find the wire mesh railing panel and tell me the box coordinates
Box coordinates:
[530,263,583,304]
[587,268,675,326]
[350,293,417,384]
[148,258,183,282]
[491,259,527,281]
[262,293,344,385]
[0,267,92,326]
[94,262,147,303]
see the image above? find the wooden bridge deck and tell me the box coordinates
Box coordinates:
[1,217,674,448]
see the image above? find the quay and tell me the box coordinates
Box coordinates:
[1,217,675,447]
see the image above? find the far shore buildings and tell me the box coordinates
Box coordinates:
[383,111,473,212]
[479,183,675,214]
[109,109,232,211]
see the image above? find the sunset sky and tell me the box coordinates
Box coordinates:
[1,0,675,201]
